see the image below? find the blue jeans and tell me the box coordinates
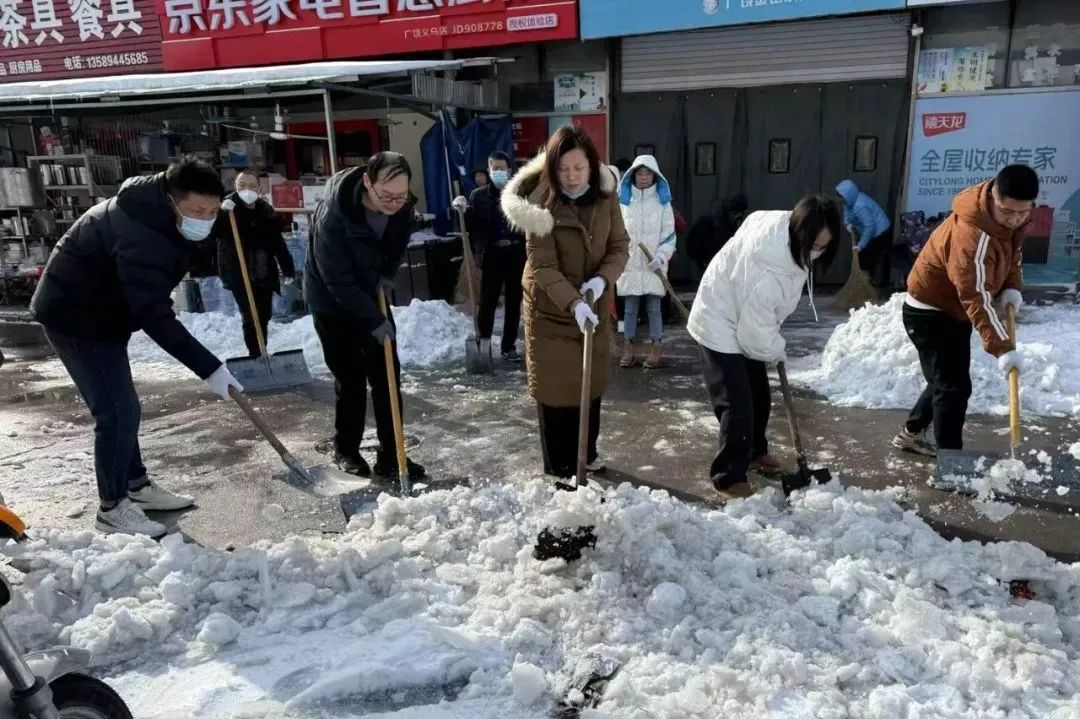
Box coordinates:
[44,328,149,507]
[623,294,663,342]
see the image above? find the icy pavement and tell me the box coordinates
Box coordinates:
[791,293,1080,417]
[6,479,1080,718]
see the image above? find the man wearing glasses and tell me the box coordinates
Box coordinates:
[305,152,425,480]
[892,164,1038,457]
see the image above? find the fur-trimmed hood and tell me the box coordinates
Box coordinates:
[500,152,618,236]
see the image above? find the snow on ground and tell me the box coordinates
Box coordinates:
[791,294,1080,417]
[5,478,1080,718]
[121,300,473,381]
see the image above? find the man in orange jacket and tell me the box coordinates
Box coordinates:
[892,164,1038,455]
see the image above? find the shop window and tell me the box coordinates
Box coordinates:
[768,139,790,174]
[695,143,716,176]
[853,136,877,173]
[1007,0,1080,88]
[634,144,655,158]
[919,3,1010,92]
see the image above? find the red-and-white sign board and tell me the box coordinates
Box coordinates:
[0,0,164,80]
[157,0,578,72]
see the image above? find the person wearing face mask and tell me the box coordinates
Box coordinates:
[305,152,425,481]
[462,150,526,362]
[688,196,841,501]
[501,126,629,480]
[892,165,1037,458]
[214,169,295,358]
[30,157,241,537]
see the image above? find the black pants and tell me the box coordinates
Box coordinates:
[313,311,402,457]
[858,230,892,283]
[44,328,149,507]
[231,287,274,358]
[700,346,771,489]
[537,399,601,479]
[477,244,525,353]
[903,304,973,450]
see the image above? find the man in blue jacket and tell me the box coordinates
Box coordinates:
[836,179,891,281]
[31,157,241,538]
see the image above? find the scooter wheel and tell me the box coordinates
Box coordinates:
[48,673,133,719]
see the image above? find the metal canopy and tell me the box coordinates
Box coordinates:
[0,59,493,110]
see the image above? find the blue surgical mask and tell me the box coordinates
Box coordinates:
[178,215,215,241]
[490,170,509,188]
[562,183,590,200]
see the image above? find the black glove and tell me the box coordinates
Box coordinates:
[371,320,395,345]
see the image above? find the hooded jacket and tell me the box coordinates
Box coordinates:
[836,179,891,250]
[214,193,294,293]
[615,155,676,297]
[30,174,221,379]
[906,180,1022,357]
[688,210,812,363]
[304,165,412,332]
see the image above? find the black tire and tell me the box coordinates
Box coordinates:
[48,673,133,719]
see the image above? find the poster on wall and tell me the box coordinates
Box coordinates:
[554,72,608,112]
[917,47,989,94]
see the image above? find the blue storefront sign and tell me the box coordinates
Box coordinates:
[906,91,1080,285]
[580,0,905,40]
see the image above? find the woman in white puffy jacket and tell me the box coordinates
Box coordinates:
[615,155,676,369]
[688,195,841,501]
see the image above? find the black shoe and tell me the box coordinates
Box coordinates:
[374,451,426,480]
[333,450,371,477]
[501,348,522,363]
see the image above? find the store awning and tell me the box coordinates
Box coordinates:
[0,59,491,109]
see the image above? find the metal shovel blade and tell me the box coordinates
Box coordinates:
[933,449,1005,493]
[778,464,833,497]
[226,349,312,393]
[465,336,494,375]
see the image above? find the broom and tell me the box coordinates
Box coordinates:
[832,227,878,312]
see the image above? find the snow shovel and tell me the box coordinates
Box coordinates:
[832,228,878,312]
[224,210,312,393]
[378,287,412,495]
[638,243,689,319]
[776,362,833,495]
[228,386,315,484]
[451,201,493,374]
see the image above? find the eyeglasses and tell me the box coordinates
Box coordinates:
[374,188,409,205]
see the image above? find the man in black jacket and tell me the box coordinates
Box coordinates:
[215,169,296,357]
[31,158,241,537]
[305,152,425,480]
[463,151,525,362]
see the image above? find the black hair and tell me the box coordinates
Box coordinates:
[236,167,260,180]
[615,158,631,174]
[541,125,606,209]
[994,164,1039,202]
[488,151,512,166]
[788,194,842,271]
[165,156,225,199]
[367,151,411,183]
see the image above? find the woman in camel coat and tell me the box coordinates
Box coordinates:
[501,126,629,479]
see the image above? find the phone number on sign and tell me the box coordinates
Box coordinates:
[78,52,151,70]
[405,21,503,39]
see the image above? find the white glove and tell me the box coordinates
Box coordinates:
[579,276,606,302]
[573,300,599,334]
[451,195,468,213]
[281,276,295,287]
[996,288,1023,314]
[204,365,243,400]
[647,255,665,272]
[998,350,1022,376]
[221,198,236,212]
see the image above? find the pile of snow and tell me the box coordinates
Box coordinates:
[792,294,1080,416]
[6,480,1080,717]
[125,299,473,380]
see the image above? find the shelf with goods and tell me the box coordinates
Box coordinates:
[28,154,122,200]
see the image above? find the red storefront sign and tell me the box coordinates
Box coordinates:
[0,0,164,80]
[922,112,967,137]
[157,0,578,72]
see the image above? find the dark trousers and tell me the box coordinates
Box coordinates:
[477,244,525,353]
[43,328,149,507]
[313,311,402,457]
[700,346,771,489]
[231,286,274,358]
[858,230,893,283]
[537,398,601,479]
[903,304,973,450]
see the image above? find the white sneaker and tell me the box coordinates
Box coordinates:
[586,457,607,473]
[129,481,195,512]
[95,499,167,538]
[891,427,937,457]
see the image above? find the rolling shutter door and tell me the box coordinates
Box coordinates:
[621,13,911,92]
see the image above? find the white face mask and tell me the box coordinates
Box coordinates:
[178,214,215,242]
[238,189,259,205]
[810,248,825,261]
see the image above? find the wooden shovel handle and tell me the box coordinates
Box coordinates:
[378,289,409,488]
[575,291,596,486]
[228,386,289,459]
[228,211,267,355]
[637,243,689,319]
[1007,304,1021,449]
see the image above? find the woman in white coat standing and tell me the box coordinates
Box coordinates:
[688,195,841,501]
[615,156,676,369]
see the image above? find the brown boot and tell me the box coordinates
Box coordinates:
[619,341,636,368]
[643,341,663,369]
